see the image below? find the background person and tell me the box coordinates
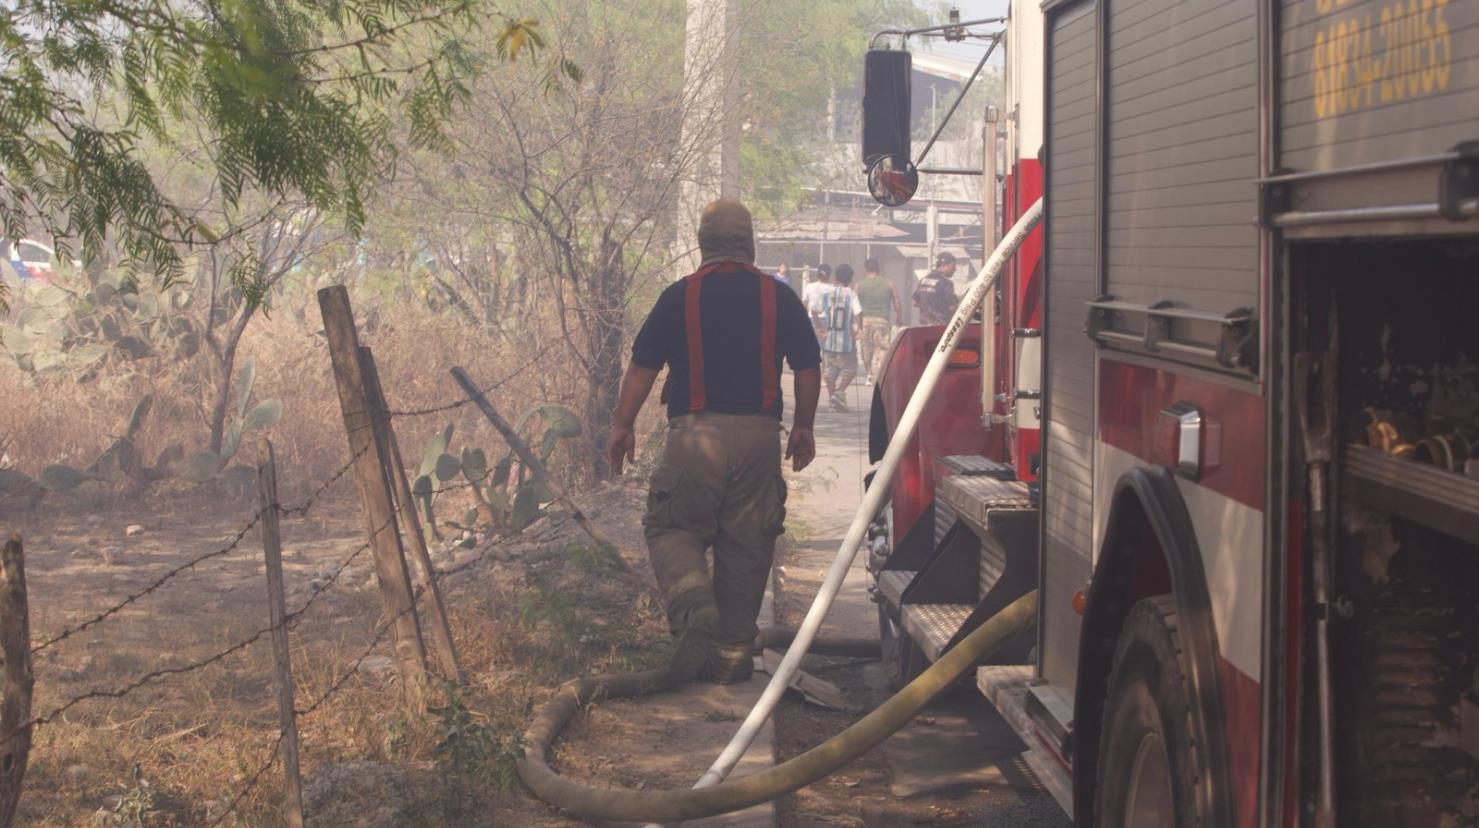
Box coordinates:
[855,257,901,384]
[913,251,959,326]
[606,198,820,685]
[803,263,832,342]
[820,263,863,411]
[773,261,792,290]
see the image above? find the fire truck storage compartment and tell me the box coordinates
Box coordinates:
[1297,238,1479,826]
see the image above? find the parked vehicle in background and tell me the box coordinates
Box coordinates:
[866,1,1478,825]
[1,238,61,283]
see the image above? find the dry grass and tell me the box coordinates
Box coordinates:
[0,293,595,507]
[13,486,669,826]
[1,288,673,825]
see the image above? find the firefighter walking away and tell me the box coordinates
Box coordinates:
[606,198,822,684]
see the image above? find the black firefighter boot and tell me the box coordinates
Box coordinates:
[668,623,713,685]
[706,641,755,685]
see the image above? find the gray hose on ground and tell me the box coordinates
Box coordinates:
[516,590,1037,823]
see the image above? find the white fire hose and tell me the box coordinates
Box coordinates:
[644,198,1046,823]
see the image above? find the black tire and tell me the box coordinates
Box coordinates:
[1093,596,1210,828]
[878,603,925,689]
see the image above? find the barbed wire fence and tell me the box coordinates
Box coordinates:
[0,286,576,827]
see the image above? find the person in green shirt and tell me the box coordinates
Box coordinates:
[855,258,901,384]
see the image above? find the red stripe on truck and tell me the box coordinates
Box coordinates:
[1221,657,1262,828]
[1097,358,1265,510]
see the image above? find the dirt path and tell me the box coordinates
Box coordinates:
[772,380,1070,828]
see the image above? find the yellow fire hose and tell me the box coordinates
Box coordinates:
[516,590,1037,823]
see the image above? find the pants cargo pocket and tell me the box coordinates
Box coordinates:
[762,474,788,541]
[643,466,684,531]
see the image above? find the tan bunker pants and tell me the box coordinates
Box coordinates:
[643,413,787,655]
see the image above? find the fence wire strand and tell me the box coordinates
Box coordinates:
[385,343,552,419]
[29,511,264,654]
[19,339,555,823]
[15,534,375,738]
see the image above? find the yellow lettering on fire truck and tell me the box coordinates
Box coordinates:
[1313,0,1452,119]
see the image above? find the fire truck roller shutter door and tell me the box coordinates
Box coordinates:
[1072,467,1235,828]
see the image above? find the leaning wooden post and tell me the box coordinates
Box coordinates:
[0,531,33,828]
[360,346,464,684]
[317,286,428,705]
[450,367,628,572]
[255,443,305,828]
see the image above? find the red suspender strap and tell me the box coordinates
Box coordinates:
[681,262,779,416]
[756,268,778,416]
[683,264,717,413]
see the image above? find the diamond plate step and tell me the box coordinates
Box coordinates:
[938,475,1033,533]
[877,569,916,609]
[938,455,1017,478]
[902,603,973,662]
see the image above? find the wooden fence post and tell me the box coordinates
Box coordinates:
[360,346,464,683]
[0,531,33,828]
[256,443,305,828]
[317,285,428,705]
[450,367,627,572]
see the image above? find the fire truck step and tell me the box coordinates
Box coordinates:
[938,475,1034,536]
[977,665,1075,816]
[938,455,1017,478]
[877,569,916,609]
[902,602,974,662]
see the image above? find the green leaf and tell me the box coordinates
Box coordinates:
[0,325,31,356]
[460,447,487,482]
[31,350,68,373]
[487,485,509,515]
[235,355,257,418]
[511,484,541,529]
[536,405,582,438]
[179,451,227,482]
[560,58,583,84]
[68,342,109,369]
[222,422,242,461]
[529,479,553,504]
[32,285,70,307]
[114,336,152,359]
[491,455,513,489]
[241,399,283,431]
[134,291,160,319]
[462,508,479,528]
[434,452,462,482]
[127,395,154,438]
[40,464,85,492]
[418,423,454,478]
[413,474,440,541]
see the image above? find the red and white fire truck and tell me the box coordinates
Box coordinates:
[865,1,1479,825]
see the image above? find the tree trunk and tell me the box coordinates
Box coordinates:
[584,239,627,481]
[207,308,253,456]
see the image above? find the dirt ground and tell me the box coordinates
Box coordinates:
[3,477,679,827]
[4,380,1067,827]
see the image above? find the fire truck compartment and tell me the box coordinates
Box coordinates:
[1297,237,1479,825]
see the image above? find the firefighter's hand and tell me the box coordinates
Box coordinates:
[786,426,816,472]
[606,426,636,475]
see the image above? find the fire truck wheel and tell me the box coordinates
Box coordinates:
[878,605,925,689]
[1093,596,1207,828]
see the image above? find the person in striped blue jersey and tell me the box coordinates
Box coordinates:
[820,263,863,412]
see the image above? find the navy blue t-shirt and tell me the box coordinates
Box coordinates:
[632,264,822,419]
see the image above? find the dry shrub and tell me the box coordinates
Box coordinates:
[0,291,595,510]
